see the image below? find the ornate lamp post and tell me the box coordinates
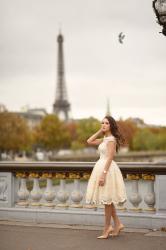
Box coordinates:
[153,0,166,36]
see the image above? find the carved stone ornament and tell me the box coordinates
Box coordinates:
[0,178,7,201]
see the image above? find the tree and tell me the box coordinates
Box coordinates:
[65,120,77,141]
[117,118,138,150]
[33,115,71,150]
[132,126,166,151]
[156,130,166,150]
[71,117,101,149]
[149,126,166,150]
[132,128,158,151]
[0,111,32,153]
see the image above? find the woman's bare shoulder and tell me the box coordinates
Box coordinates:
[104,135,116,142]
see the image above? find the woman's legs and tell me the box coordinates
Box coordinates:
[104,204,113,230]
[110,203,124,235]
[97,204,113,238]
[111,203,120,226]
[98,203,125,238]
[104,203,124,231]
[103,204,124,232]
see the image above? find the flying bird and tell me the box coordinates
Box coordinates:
[118,32,125,44]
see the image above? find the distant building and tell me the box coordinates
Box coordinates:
[15,108,47,128]
[106,99,111,116]
[0,103,47,129]
[53,32,71,121]
[0,104,7,112]
[129,117,146,128]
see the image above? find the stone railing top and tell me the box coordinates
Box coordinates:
[0,161,166,174]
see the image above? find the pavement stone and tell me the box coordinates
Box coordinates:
[0,220,150,233]
[145,231,166,237]
[0,222,166,250]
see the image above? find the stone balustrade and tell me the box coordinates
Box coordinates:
[0,161,166,229]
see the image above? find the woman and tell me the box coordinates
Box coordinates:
[85,116,127,239]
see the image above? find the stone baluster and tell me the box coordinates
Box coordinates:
[56,173,69,208]
[128,174,142,211]
[16,173,29,207]
[142,174,155,211]
[42,173,56,208]
[70,173,83,208]
[29,173,42,207]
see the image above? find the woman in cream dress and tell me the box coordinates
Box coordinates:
[86,116,127,239]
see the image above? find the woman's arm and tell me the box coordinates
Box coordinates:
[99,140,116,186]
[87,129,103,146]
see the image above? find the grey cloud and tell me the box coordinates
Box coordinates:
[0,0,165,125]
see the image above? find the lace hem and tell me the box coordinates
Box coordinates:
[86,198,127,206]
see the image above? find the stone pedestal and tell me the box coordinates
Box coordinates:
[0,172,15,207]
[155,175,166,213]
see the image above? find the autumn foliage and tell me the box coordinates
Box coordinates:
[117,118,138,149]
[33,115,71,150]
[0,111,32,152]
[0,112,166,153]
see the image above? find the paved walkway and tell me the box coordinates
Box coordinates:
[0,221,166,250]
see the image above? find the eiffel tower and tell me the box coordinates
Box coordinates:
[53,32,70,120]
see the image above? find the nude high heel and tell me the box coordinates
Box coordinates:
[97,225,114,239]
[110,224,125,237]
[119,224,124,231]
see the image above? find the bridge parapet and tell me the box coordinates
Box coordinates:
[0,161,166,229]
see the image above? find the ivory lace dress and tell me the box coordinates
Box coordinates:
[85,135,127,205]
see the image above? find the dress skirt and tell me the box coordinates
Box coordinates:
[85,159,127,205]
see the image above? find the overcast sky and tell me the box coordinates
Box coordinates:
[0,0,166,125]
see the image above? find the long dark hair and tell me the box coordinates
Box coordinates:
[104,116,125,152]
